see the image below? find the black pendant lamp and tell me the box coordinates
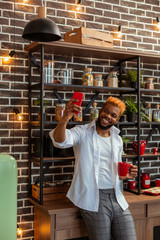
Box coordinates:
[22,1,61,42]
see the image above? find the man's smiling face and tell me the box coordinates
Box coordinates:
[97,103,121,130]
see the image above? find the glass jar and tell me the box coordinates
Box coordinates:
[93,74,103,87]
[107,71,118,87]
[44,60,55,83]
[145,103,152,122]
[153,104,160,122]
[82,68,93,86]
[74,111,83,122]
[55,103,65,121]
[145,77,154,89]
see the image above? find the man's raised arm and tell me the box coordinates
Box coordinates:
[53,99,82,143]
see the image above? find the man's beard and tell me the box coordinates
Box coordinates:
[96,117,114,130]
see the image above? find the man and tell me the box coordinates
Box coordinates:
[49,96,138,240]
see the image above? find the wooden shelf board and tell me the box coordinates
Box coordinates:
[31,153,159,165]
[30,83,137,93]
[141,89,160,94]
[30,83,160,95]
[31,156,75,164]
[25,41,160,64]
[30,120,159,128]
[30,121,40,126]
[123,153,160,158]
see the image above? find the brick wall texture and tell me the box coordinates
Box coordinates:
[0,0,160,239]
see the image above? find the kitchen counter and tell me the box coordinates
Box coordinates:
[31,191,160,240]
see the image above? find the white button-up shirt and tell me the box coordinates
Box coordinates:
[49,120,128,212]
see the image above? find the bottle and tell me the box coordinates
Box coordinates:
[82,68,93,86]
[107,71,118,87]
[145,103,152,122]
[142,173,150,189]
[153,104,160,122]
[90,102,99,121]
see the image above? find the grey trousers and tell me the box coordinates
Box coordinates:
[80,189,137,240]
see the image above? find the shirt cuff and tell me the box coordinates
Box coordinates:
[49,129,69,148]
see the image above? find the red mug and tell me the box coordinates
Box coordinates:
[133,140,146,155]
[128,179,137,190]
[118,162,130,177]
[155,178,160,187]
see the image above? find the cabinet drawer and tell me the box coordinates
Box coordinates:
[147,202,160,217]
[55,211,85,230]
[129,204,146,220]
[55,227,87,240]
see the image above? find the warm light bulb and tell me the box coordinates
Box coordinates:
[2,50,15,64]
[17,227,23,236]
[76,0,82,12]
[23,0,27,3]
[3,56,11,63]
[16,113,23,121]
[13,108,23,121]
[156,17,160,29]
[157,22,160,29]
[117,31,123,38]
[76,4,82,11]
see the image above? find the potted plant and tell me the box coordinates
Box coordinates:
[125,96,149,122]
[122,136,131,155]
[34,97,50,122]
[125,69,145,88]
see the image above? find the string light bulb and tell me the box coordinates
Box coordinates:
[13,108,23,121]
[17,225,23,236]
[117,25,123,39]
[76,0,82,11]
[3,50,15,63]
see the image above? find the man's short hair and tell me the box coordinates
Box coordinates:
[104,96,126,116]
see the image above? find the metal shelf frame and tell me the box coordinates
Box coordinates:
[28,42,160,204]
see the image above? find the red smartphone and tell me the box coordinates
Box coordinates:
[71,91,84,114]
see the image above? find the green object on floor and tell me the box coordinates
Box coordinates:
[0,154,17,240]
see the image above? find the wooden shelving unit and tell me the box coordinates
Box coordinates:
[27,41,160,204]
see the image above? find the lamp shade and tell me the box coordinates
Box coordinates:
[22,17,61,42]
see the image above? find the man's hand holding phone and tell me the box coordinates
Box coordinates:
[71,92,84,114]
[59,92,83,124]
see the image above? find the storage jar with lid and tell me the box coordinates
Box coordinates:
[82,68,93,86]
[145,77,154,89]
[145,103,152,122]
[55,103,65,121]
[153,104,160,122]
[107,71,118,87]
[93,74,103,87]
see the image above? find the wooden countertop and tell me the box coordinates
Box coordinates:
[30,191,160,215]
[124,191,160,204]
